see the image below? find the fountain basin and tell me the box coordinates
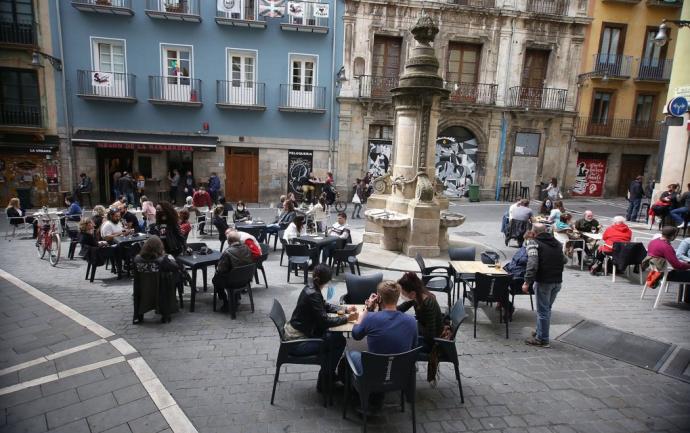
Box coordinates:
[440,211,465,228]
[365,209,410,228]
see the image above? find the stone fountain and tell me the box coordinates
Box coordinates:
[363,13,465,258]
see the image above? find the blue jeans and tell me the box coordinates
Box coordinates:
[626,198,641,221]
[670,207,688,225]
[349,350,363,375]
[535,282,561,343]
[290,332,346,375]
[124,192,135,206]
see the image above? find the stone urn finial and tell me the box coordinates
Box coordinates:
[411,12,439,46]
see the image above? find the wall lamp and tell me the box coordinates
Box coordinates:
[335,66,347,86]
[654,19,690,47]
[32,51,63,71]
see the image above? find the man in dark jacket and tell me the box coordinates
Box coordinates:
[523,223,566,348]
[626,175,645,222]
[117,172,135,206]
[213,231,253,312]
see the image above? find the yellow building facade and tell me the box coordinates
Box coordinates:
[564,0,681,198]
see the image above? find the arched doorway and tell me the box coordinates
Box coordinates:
[436,126,479,198]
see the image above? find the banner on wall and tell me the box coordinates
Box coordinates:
[259,0,285,17]
[367,140,391,178]
[287,149,313,201]
[91,72,112,87]
[217,0,242,14]
[313,3,329,18]
[287,1,304,17]
[571,155,607,197]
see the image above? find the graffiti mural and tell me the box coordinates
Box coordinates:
[367,139,392,178]
[435,127,478,198]
[571,155,607,197]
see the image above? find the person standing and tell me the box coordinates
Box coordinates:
[112,171,122,201]
[117,172,135,206]
[168,169,180,204]
[351,178,364,219]
[542,177,562,202]
[523,223,566,348]
[626,175,645,222]
[670,183,690,228]
[183,170,196,197]
[208,172,221,203]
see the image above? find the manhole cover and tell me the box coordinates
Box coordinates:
[454,231,485,237]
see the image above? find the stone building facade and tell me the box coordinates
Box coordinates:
[335,0,590,200]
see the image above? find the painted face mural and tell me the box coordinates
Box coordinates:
[367,140,391,178]
[435,127,478,198]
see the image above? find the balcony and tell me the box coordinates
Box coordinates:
[507,87,567,111]
[216,81,266,111]
[280,0,329,34]
[445,0,496,7]
[148,76,202,107]
[575,117,661,140]
[592,54,633,79]
[145,0,201,22]
[77,70,137,103]
[71,0,134,16]
[278,84,326,113]
[445,82,498,105]
[0,22,36,47]
[357,75,399,99]
[646,0,682,7]
[526,0,569,15]
[215,1,266,28]
[636,58,672,81]
[0,104,45,129]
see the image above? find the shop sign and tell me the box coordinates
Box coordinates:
[94,142,210,152]
[287,149,313,201]
[29,148,52,154]
[571,156,606,197]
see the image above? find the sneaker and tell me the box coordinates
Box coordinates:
[525,336,550,348]
[678,223,686,228]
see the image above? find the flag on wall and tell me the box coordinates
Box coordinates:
[217,0,242,14]
[313,3,328,18]
[91,71,112,87]
[259,0,285,17]
[287,1,304,17]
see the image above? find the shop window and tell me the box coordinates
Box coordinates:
[138,156,152,178]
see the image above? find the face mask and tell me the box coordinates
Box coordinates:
[238,206,244,211]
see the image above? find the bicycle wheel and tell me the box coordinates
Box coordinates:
[37,235,47,259]
[335,201,347,212]
[48,233,61,266]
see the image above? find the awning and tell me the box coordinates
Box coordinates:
[0,134,59,153]
[73,130,218,151]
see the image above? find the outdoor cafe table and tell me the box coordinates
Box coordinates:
[176,251,222,312]
[582,231,603,241]
[293,234,339,265]
[112,232,149,246]
[328,304,366,333]
[449,261,509,275]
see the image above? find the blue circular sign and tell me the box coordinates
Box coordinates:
[668,96,689,117]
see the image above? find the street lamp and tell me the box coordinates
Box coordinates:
[31,51,63,71]
[654,19,690,47]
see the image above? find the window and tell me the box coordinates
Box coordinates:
[226,49,257,105]
[162,45,192,85]
[92,39,125,74]
[369,125,393,140]
[447,43,480,84]
[0,0,33,25]
[372,36,402,79]
[0,68,40,126]
[288,54,317,108]
[634,94,655,124]
[591,91,614,123]
[218,0,256,20]
[598,24,626,63]
[290,1,318,26]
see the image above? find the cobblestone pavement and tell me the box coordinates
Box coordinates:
[1,199,689,433]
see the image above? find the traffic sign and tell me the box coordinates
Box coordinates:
[667,96,688,117]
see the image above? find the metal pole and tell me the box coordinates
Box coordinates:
[327,0,338,173]
[56,0,75,189]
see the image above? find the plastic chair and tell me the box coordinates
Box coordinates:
[508,277,534,311]
[467,273,512,339]
[416,301,467,402]
[213,263,256,319]
[279,234,288,266]
[65,222,80,260]
[285,244,312,284]
[4,211,31,239]
[269,299,328,407]
[610,242,647,283]
[340,272,383,304]
[331,242,363,276]
[213,218,228,252]
[448,247,476,302]
[255,243,269,288]
[343,347,422,433]
[415,253,453,310]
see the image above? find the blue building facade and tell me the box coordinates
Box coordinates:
[51,0,343,204]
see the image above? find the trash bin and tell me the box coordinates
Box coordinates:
[468,184,480,202]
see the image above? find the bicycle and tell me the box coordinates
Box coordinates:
[36,212,61,266]
[324,185,347,212]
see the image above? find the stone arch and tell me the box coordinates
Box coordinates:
[437,117,487,149]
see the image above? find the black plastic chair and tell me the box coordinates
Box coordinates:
[269,299,328,407]
[331,242,363,276]
[416,301,467,402]
[267,228,281,251]
[255,243,269,288]
[279,235,288,266]
[213,263,256,319]
[84,245,110,283]
[340,272,383,304]
[467,273,512,339]
[238,226,266,243]
[448,247,476,302]
[508,277,534,311]
[285,244,312,284]
[213,219,228,252]
[343,347,422,433]
[415,253,453,310]
[66,222,80,260]
[609,242,647,284]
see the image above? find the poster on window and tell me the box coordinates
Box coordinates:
[91,72,112,87]
[367,140,391,178]
[259,0,285,17]
[313,3,329,17]
[435,128,478,198]
[288,150,313,201]
[571,156,607,197]
[287,1,304,17]
[217,0,242,14]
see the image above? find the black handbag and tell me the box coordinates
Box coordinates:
[481,251,500,265]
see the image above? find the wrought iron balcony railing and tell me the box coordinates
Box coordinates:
[575,117,661,139]
[0,22,36,46]
[0,103,44,128]
[148,76,202,106]
[71,0,134,15]
[592,54,633,78]
[278,84,326,112]
[77,70,137,101]
[216,80,266,110]
[526,0,569,14]
[280,0,329,33]
[215,0,266,27]
[445,82,498,105]
[636,58,672,81]
[357,75,399,99]
[646,0,682,7]
[507,86,567,111]
[145,0,201,21]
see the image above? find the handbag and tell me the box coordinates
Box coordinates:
[352,193,361,204]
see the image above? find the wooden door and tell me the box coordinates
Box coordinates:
[630,93,656,138]
[225,148,259,203]
[617,155,647,197]
[371,36,402,97]
[447,43,481,103]
[520,49,549,108]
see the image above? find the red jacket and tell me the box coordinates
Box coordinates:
[599,223,632,253]
[192,190,212,208]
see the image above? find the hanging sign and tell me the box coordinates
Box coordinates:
[313,3,329,18]
[259,0,285,17]
[217,0,242,14]
[91,72,112,87]
[287,1,304,17]
[571,156,606,197]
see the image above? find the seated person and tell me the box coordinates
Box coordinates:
[650,184,678,223]
[148,202,186,257]
[91,205,107,235]
[574,210,601,233]
[266,200,296,235]
[397,272,442,353]
[140,196,157,228]
[78,217,109,258]
[233,201,251,223]
[178,209,192,239]
[554,213,573,232]
[539,198,553,216]
[6,197,37,238]
[192,186,213,209]
[64,196,82,222]
[505,199,533,247]
[676,236,690,263]
[648,226,690,271]
[120,207,141,233]
[590,216,632,275]
[306,194,328,232]
[547,200,565,224]
[283,215,307,242]
[100,208,129,243]
[321,212,351,263]
[212,231,255,312]
[670,183,690,227]
[133,235,180,324]
[212,206,230,249]
[226,228,262,261]
[217,196,234,217]
[284,265,358,390]
[184,196,207,235]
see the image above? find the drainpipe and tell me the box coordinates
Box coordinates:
[56,0,75,190]
[327,0,338,173]
[495,16,515,200]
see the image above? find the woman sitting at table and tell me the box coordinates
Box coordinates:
[284,264,358,390]
[266,200,296,235]
[217,196,234,217]
[539,198,553,217]
[283,215,307,242]
[648,226,690,272]
[233,201,251,223]
[148,202,186,257]
[554,213,573,232]
[184,196,207,235]
[547,200,565,224]
[178,209,192,239]
[212,206,230,251]
[133,235,180,324]
[397,272,443,353]
[92,205,107,236]
[590,216,632,275]
[5,197,37,238]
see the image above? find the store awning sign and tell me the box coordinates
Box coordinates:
[93,142,210,152]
